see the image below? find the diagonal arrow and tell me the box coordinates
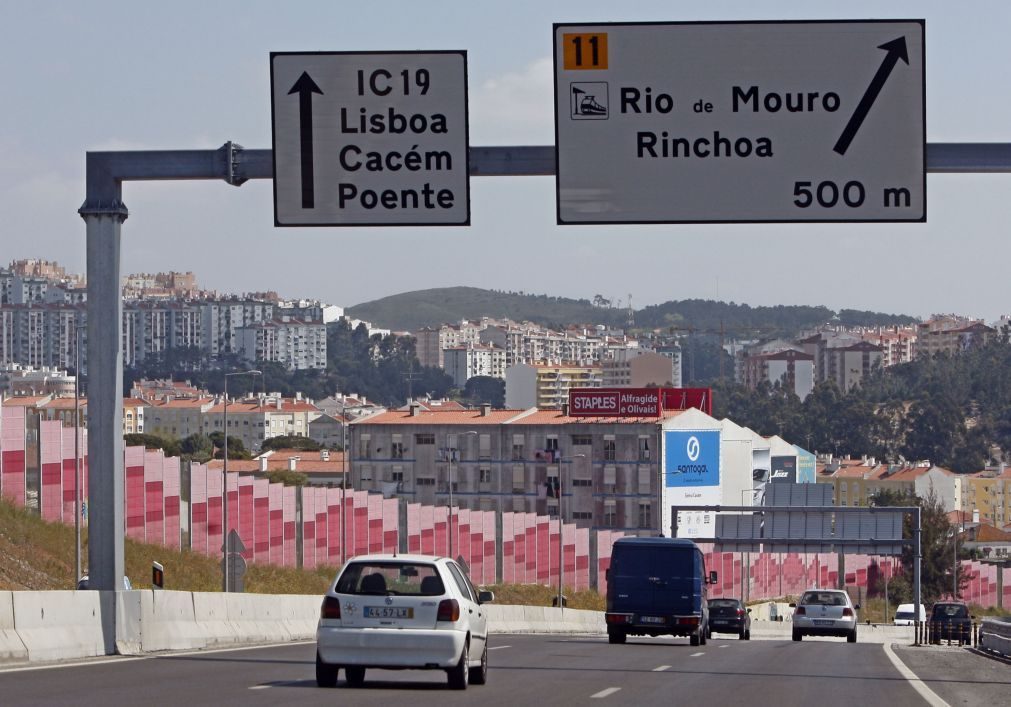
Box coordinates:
[288,71,323,208]
[833,37,909,156]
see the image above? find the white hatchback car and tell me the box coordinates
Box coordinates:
[791,589,860,643]
[316,554,494,689]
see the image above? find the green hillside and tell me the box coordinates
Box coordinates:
[348,287,919,334]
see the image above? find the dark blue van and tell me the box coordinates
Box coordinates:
[605,537,716,645]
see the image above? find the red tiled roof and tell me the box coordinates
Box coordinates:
[360,409,524,425]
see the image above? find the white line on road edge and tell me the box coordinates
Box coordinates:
[0,656,147,674]
[155,640,314,659]
[591,687,621,699]
[489,645,511,650]
[690,652,704,657]
[881,643,950,707]
[652,665,671,672]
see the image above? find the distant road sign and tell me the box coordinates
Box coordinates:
[271,51,470,226]
[554,20,925,224]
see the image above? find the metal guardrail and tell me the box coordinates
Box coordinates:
[978,618,1011,658]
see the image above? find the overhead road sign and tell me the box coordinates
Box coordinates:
[553,20,925,224]
[271,51,470,226]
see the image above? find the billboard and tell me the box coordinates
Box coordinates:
[664,430,721,538]
[770,455,797,484]
[660,388,712,416]
[794,447,817,483]
[568,388,661,417]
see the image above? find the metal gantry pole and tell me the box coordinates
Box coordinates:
[74,324,82,585]
[222,369,260,592]
[448,438,454,560]
[914,506,923,645]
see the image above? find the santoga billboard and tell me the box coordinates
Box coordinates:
[664,430,721,538]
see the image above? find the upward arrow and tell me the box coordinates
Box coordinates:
[833,37,909,156]
[288,71,323,208]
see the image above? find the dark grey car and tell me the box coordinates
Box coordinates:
[706,598,751,640]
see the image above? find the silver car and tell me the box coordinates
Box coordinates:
[316,554,494,690]
[790,589,859,643]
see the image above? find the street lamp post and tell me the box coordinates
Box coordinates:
[222,369,261,593]
[74,324,83,585]
[558,453,585,610]
[447,431,478,560]
[336,398,357,566]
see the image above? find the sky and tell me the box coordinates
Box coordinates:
[1,1,1009,324]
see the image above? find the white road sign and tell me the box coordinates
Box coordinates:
[554,21,925,224]
[271,51,470,226]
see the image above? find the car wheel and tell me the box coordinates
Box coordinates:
[607,629,626,645]
[847,629,857,644]
[470,644,488,685]
[344,666,366,688]
[448,642,469,690]
[792,628,802,642]
[315,652,338,688]
[690,632,701,647]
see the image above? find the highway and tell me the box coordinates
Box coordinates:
[0,634,1005,706]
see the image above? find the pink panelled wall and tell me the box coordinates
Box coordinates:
[3,424,1011,603]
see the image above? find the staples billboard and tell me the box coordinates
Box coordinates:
[568,388,661,417]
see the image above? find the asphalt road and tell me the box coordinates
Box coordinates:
[0,635,1003,706]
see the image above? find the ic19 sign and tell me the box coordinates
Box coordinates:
[569,388,661,417]
[554,20,925,224]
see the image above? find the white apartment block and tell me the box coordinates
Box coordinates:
[602,351,681,388]
[238,318,327,370]
[443,344,507,386]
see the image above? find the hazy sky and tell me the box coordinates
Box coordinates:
[2,1,1009,323]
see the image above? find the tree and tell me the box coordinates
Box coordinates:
[208,431,252,460]
[266,470,308,487]
[180,433,214,463]
[261,435,322,452]
[463,376,505,408]
[124,433,180,458]
[870,488,968,605]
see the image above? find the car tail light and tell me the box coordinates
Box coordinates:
[320,595,341,620]
[736,608,745,617]
[795,606,806,616]
[437,599,460,622]
[606,613,632,625]
[842,608,854,617]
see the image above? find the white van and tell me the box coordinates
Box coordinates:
[893,603,926,625]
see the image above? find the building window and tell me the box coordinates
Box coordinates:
[390,468,404,483]
[638,437,651,461]
[512,465,525,492]
[546,437,559,453]
[572,511,592,520]
[572,434,592,446]
[604,502,616,527]
[416,477,435,486]
[479,467,492,484]
[512,443,524,460]
[604,439,616,461]
[391,441,405,459]
[359,435,372,459]
[571,478,592,487]
[638,503,651,528]
[415,433,434,445]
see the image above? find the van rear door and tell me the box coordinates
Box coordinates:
[651,545,696,617]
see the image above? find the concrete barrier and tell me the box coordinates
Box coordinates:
[0,592,28,662]
[483,605,604,634]
[12,591,106,662]
[131,590,203,653]
[749,619,915,644]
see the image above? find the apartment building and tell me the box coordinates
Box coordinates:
[816,457,935,507]
[960,469,1011,528]
[350,404,663,532]
[0,364,75,397]
[917,320,996,358]
[739,348,815,399]
[238,317,327,370]
[443,344,507,386]
[504,363,603,409]
[601,350,681,389]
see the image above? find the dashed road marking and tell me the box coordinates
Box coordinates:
[489,645,511,650]
[690,652,705,657]
[591,687,621,699]
[652,665,671,672]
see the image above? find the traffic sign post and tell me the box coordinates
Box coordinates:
[271,51,470,226]
[554,20,925,224]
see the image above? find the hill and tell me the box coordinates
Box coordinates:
[348,287,918,334]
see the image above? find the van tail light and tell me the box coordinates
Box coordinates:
[795,606,806,616]
[321,595,341,620]
[437,599,460,622]
[842,608,854,617]
[606,613,632,625]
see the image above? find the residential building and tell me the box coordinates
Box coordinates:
[443,344,507,386]
[238,317,327,370]
[739,348,815,399]
[0,364,75,397]
[505,362,603,409]
[960,469,1011,528]
[917,319,996,358]
[601,350,680,389]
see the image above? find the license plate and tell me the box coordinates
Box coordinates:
[712,620,728,626]
[640,615,665,624]
[365,606,413,619]
[814,619,834,626]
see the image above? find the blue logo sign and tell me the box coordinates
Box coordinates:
[665,430,720,488]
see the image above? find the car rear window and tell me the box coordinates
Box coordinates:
[800,591,848,606]
[709,599,740,609]
[335,562,444,596]
[932,604,968,618]
[895,612,914,620]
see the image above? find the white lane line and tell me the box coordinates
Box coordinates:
[0,655,148,674]
[591,687,621,699]
[652,665,671,672]
[249,685,271,690]
[690,652,705,657]
[719,645,729,648]
[881,643,950,707]
[488,645,511,650]
[159,639,314,659]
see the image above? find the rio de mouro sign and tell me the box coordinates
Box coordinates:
[568,388,661,417]
[553,20,925,224]
[271,51,469,226]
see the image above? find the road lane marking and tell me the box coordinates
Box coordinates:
[0,656,147,674]
[719,645,729,648]
[690,652,704,657]
[881,643,950,707]
[591,687,621,699]
[489,645,511,650]
[652,665,671,672]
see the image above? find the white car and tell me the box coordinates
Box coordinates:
[893,603,926,626]
[316,554,494,689]
[791,589,859,643]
